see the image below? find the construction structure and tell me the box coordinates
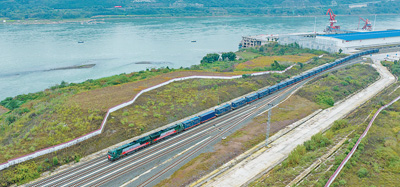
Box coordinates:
[324,8,340,33]
[358,17,373,31]
[239,34,278,49]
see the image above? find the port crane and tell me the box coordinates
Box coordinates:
[358,17,373,31]
[325,8,340,32]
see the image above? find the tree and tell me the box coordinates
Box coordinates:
[338,48,343,54]
[297,62,304,69]
[201,53,220,64]
[272,60,281,69]
[221,52,236,61]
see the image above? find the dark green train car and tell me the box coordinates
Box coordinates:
[107,123,184,161]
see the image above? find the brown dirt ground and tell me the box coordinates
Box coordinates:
[158,95,320,187]
[67,70,253,112]
[0,106,8,115]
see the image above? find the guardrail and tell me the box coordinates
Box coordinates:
[325,94,400,187]
[0,64,297,171]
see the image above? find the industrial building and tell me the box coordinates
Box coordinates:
[276,30,400,54]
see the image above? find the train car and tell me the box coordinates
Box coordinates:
[182,116,201,130]
[108,136,151,161]
[150,124,184,143]
[245,93,259,103]
[199,110,216,123]
[232,98,246,109]
[269,85,279,93]
[286,79,295,86]
[277,82,287,90]
[215,104,232,116]
[257,88,270,98]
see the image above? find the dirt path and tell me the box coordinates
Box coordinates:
[202,56,396,187]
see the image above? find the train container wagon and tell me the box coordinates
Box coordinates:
[199,110,216,123]
[293,76,303,84]
[232,98,246,109]
[245,93,259,103]
[108,136,151,161]
[286,79,295,86]
[269,85,278,93]
[150,124,184,143]
[215,104,232,116]
[277,82,287,90]
[257,88,270,98]
[182,116,201,130]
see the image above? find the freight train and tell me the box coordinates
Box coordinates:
[107,49,379,161]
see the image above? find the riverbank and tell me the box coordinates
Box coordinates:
[1,13,398,25]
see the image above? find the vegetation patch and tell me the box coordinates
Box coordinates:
[296,64,379,108]
[381,60,400,76]
[235,54,315,71]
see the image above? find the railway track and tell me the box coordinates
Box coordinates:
[28,58,363,187]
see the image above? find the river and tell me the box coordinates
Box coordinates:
[0,15,399,100]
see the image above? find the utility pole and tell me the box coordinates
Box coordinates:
[266,104,273,147]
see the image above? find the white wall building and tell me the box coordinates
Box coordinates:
[279,30,400,54]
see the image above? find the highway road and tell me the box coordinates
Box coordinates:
[27,58,363,187]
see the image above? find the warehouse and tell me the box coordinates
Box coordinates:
[279,30,400,53]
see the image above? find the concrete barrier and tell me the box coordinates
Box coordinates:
[0,65,295,171]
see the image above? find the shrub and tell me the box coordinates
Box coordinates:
[332,120,349,131]
[357,168,369,178]
[339,179,347,185]
[304,133,331,151]
[53,156,58,165]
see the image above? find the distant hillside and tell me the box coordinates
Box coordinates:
[0,0,399,20]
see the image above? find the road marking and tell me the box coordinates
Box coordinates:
[59,107,258,187]
[121,137,211,187]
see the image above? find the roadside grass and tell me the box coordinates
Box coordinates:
[297,64,379,108]
[157,64,378,187]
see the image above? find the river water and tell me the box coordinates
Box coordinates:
[1,15,399,100]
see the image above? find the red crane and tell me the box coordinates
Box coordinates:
[325,8,340,32]
[358,17,372,31]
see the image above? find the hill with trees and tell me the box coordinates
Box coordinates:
[0,0,399,20]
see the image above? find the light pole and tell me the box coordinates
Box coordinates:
[266,103,273,147]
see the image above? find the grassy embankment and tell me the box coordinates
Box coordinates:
[0,43,333,186]
[158,64,379,187]
[249,63,400,187]
[288,62,400,187]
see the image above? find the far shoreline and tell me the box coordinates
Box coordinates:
[1,13,397,25]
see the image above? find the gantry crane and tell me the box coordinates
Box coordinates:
[325,8,341,32]
[358,17,372,31]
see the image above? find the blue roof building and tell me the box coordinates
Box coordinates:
[321,30,400,41]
